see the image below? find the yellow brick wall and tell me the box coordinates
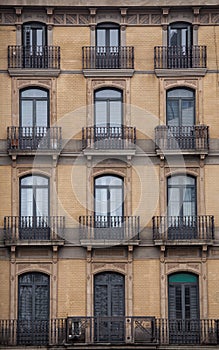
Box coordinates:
[0,167,11,227]
[133,259,160,316]
[57,74,86,140]
[126,26,162,71]
[207,260,219,318]
[132,165,159,228]
[199,26,219,70]
[58,165,87,227]
[205,166,219,227]
[0,75,12,139]
[203,74,219,138]
[131,75,160,141]
[57,259,86,317]
[53,27,90,70]
[0,260,10,318]
[0,25,16,70]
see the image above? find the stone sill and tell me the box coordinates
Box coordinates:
[155,68,207,77]
[8,68,61,77]
[83,69,134,77]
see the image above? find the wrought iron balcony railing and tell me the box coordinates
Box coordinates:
[79,215,140,241]
[0,318,218,346]
[155,125,209,152]
[82,126,136,150]
[8,45,60,69]
[82,46,134,69]
[154,45,207,69]
[4,216,65,241]
[7,127,62,151]
[153,215,214,241]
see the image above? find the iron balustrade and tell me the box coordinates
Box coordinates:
[155,125,209,152]
[154,45,207,69]
[152,215,214,241]
[82,46,134,69]
[4,216,65,241]
[7,126,62,151]
[8,45,60,69]
[82,126,136,149]
[0,318,218,346]
[79,215,140,240]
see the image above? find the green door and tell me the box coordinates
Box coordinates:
[168,273,200,344]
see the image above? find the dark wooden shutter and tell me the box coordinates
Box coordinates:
[18,273,49,345]
[94,272,125,342]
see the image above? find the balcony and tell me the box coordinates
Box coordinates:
[82,46,134,77]
[8,45,60,76]
[153,215,214,244]
[82,126,136,156]
[7,127,62,155]
[0,318,218,347]
[154,45,207,77]
[4,216,65,245]
[155,125,209,156]
[79,215,140,246]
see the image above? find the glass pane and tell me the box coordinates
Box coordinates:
[168,176,195,186]
[35,188,48,216]
[169,29,178,46]
[109,29,119,46]
[21,188,33,216]
[181,100,194,126]
[95,188,108,215]
[110,188,123,216]
[97,29,106,46]
[36,100,48,126]
[22,89,47,98]
[36,29,43,46]
[96,176,122,186]
[181,28,188,47]
[168,89,193,98]
[21,101,33,127]
[109,101,122,126]
[167,100,179,126]
[95,101,107,126]
[168,188,180,216]
[96,89,121,99]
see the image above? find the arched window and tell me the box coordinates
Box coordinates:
[168,272,199,344]
[19,88,49,148]
[20,175,49,239]
[96,22,120,47]
[168,22,193,68]
[168,22,192,48]
[95,22,120,68]
[18,272,50,345]
[23,22,47,48]
[94,175,124,235]
[94,272,125,342]
[22,22,47,68]
[167,88,195,126]
[20,88,49,128]
[95,175,123,217]
[168,175,196,217]
[95,88,122,127]
[167,175,196,239]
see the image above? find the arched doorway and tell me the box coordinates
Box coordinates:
[18,272,50,345]
[168,272,200,344]
[94,272,125,342]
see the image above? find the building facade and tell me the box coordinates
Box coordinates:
[0,0,219,348]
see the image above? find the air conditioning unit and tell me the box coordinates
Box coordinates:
[67,317,82,340]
